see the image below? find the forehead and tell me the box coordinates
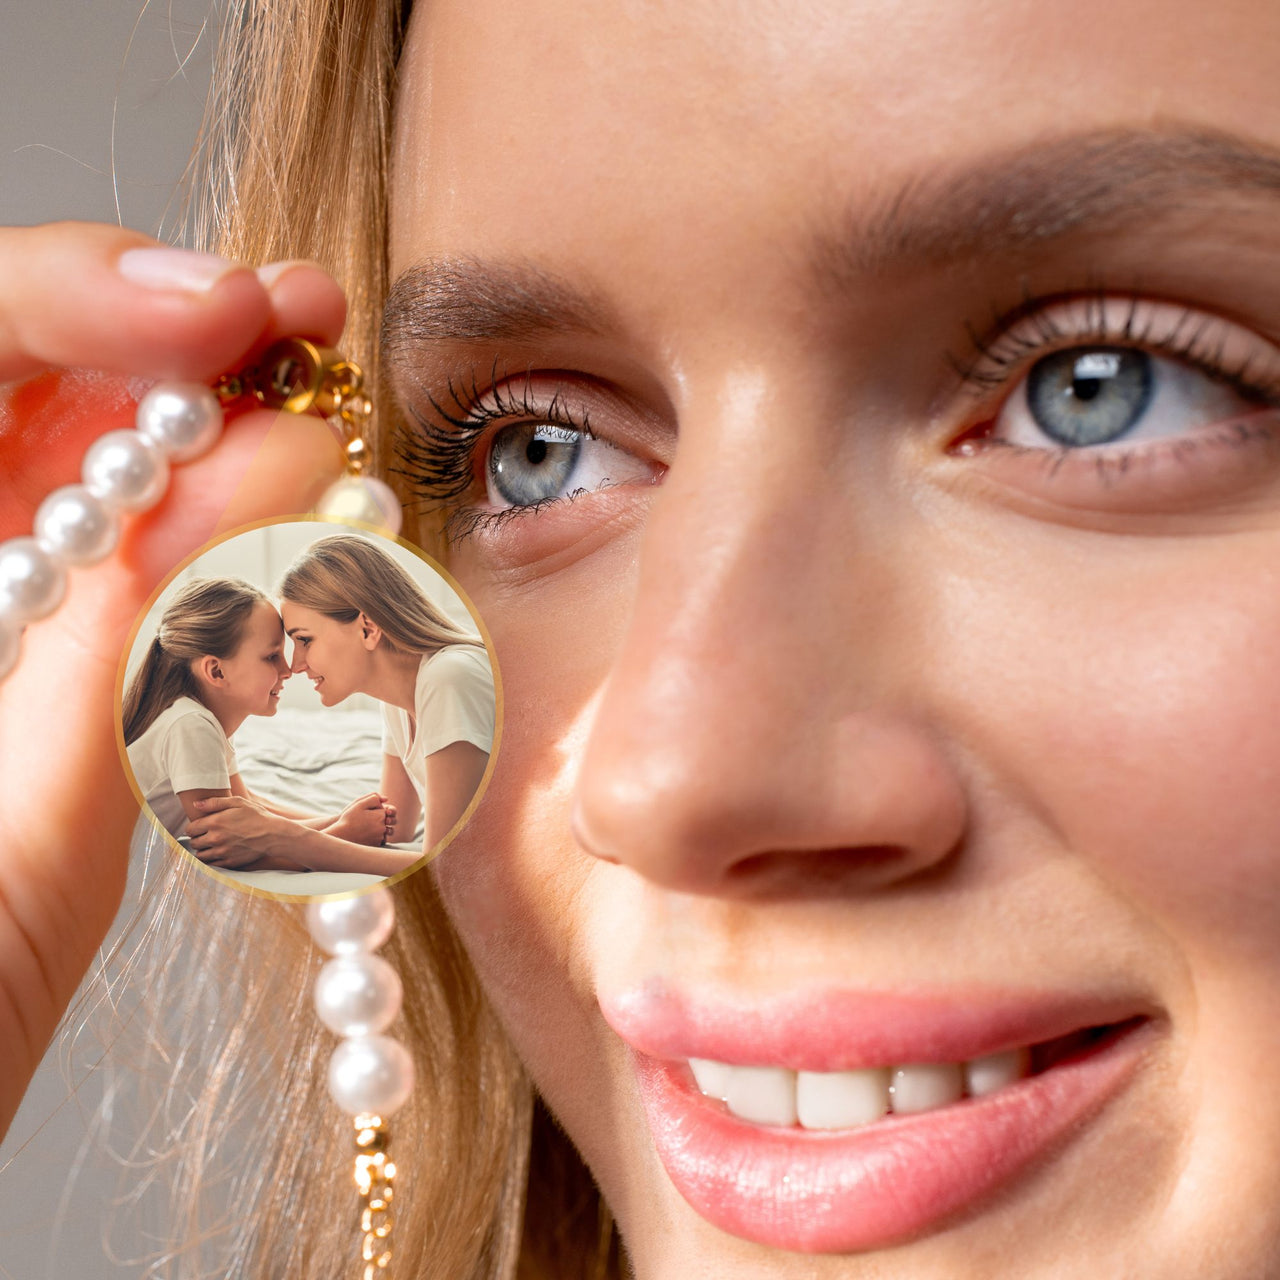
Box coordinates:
[282,602,330,632]
[390,0,1280,283]
[242,600,283,645]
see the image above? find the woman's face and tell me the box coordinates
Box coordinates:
[282,603,366,706]
[210,601,290,718]
[387,0,1280,1274]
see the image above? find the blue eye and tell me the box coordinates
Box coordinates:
[489,424,582,506]
[991,341,1265,455]
[485,421,655,509]
[1025,347,1153,447]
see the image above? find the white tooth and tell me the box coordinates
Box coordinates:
[689,1057,733,1100]
[965,1047,1029,1097]
[889,1062,965,1114]
[795,1068,890,1130]
[723,1066,797,1127]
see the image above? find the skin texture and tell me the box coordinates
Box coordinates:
[385,0,1280,1276]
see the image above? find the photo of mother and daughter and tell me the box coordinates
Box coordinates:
[121,523,496,893]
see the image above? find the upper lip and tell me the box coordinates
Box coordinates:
[599,983,1156,1071]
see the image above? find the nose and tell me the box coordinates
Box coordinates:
[289,647,308,675]
[572,373,968,898]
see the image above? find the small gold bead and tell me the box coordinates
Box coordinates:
[345,438,370,474]
[213,374,244,406]
[344,393,373,425]
[356,1127,388,1154]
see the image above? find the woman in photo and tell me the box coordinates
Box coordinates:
[186,533,496,865]
[3,0,1280,1276]
[123,574,393,858]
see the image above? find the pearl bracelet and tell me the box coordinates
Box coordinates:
[0,338,402,686]
[308,888,413,1278]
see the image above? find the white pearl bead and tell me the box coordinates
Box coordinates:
[314,954,403,1037]
[327,1034,415,1117]
[306,889,395,955]
[315,474,403,534]
[0,537,67,623]
[0,619,22,682]
[136,384,224,462]
[82,430,170,513]
[34,485,120,566]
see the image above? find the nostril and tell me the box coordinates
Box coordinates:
[727,845,925,896]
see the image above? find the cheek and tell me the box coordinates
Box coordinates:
[433,550,636,1087]
[431,691,607,1120]
[937,531,1280,967]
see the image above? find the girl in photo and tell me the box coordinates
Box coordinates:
[123,575,393,858]
[3,0,1280,1275]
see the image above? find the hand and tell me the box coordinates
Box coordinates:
[0,221,348,1141]
[186,796,292,866]
[327,792,398,846]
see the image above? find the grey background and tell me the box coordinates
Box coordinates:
[0,0,212,233]
[1,2,214,1275]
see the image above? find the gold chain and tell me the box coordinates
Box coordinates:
[354,1113,397,1278]
[213,337,374,476]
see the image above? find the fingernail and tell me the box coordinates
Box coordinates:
[118,247,237,294]
[255,259,309,289]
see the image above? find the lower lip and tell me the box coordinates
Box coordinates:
[631,1024,1151,1254]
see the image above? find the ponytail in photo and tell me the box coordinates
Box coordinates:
[122,577,271,744]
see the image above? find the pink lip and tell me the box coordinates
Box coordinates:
[602,986,1156,1253]
[602,985,1149,1070]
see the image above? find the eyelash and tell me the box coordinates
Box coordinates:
[394,367,594,508]
[955,290,1280,410]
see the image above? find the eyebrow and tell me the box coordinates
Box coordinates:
[838,126,1280,276]
[382,259,614,355]
[382,126,1280,359]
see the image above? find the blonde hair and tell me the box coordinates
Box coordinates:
[122,577,271,744]
[279,534,483,656]
[109,2,625,1277]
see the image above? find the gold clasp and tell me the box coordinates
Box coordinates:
[216,339,378,493]
[253,337,362,416]
[214,339,368,421]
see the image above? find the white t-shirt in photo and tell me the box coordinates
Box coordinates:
[126,696,238,837]
[381,646,495,805]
